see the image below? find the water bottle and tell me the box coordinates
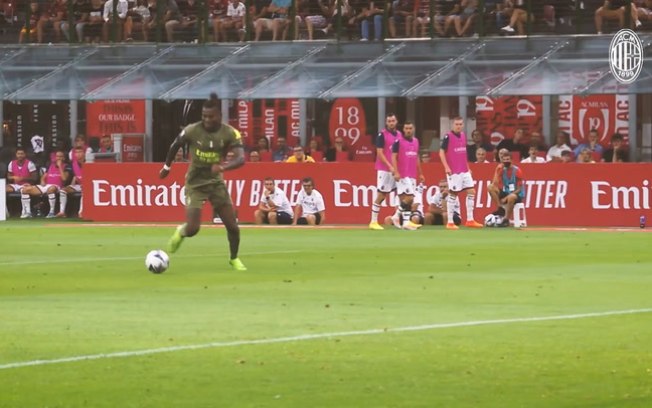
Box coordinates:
[641,215,646,229]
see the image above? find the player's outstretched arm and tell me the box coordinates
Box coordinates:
[159,133,187,179]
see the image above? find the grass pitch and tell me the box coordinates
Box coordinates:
[1,222,651,407]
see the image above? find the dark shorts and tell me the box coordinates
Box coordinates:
[499,191,523,203]
[185,182,232,210]
[263,211,293,225]
[411,212,424,225]
[297,213,322,225]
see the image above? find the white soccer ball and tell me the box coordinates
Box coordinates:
[484,214,498,227]
[145,250,170,274]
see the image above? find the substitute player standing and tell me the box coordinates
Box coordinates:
[159,93,247,271]
[439,117,483,230]
[369,113,401,230]
[391,121,424,230]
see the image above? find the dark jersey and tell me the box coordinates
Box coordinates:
[183,122,243,187]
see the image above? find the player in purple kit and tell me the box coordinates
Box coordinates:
[369,113,401,230]
[390,121,425,230]
[439,117,483,230]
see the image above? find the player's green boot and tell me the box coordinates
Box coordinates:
[167,225,185,253]
[229,258,247,271]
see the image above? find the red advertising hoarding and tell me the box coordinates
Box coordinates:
[83,163,652,227]
[86,100,146,137]
[475,96,543,145]
[558,95,629,146]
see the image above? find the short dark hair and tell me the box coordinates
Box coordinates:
[302,177,314,185]
[589,128,599,135]
[15,147,25,153]
[264,177,274,182]
[386,112,397,118]
[453,116,464,122]
[611,133,624,142]
[202,93,220,110]
[403,121,414,126]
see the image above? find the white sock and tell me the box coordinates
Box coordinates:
[371,203,380,223]
[466,194,475,221]
[48,193,56,214]
[21,194,31,215]
[59,191,67,214]
[446,195,456,224]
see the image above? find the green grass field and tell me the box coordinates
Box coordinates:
[1,221,652,408]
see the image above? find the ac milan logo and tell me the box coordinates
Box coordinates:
[609,29,643,85]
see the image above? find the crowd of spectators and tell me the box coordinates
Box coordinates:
[1,0,651,44]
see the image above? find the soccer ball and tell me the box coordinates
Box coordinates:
[145,250,169,274]
[484,214,498,227]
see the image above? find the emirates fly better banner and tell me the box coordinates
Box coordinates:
[83,163,652,227]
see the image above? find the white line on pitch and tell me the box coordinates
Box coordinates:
[0,250,300,267]
[1,308,650,371]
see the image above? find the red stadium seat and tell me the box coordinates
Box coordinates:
[335,151,350,162]
[259,151,273,162]
[511,151,521,163]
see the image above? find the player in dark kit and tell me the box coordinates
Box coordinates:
[159,93,247,271]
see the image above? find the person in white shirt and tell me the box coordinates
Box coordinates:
[424,179,461,226]
[218,0,247,42]
[546,130,572,162]
[254,177,294,225]
[475,147,491,163]
[102,0,129,41]
[292,177,326,226]
[521,144,546,163]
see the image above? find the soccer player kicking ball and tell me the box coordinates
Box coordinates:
[159,93,247,271]
[391,121,425,230]
[439,117,483,230]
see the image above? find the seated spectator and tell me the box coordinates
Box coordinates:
[546,130,572,162]
[248,150,261,162]
[389,0,415,38]
[496,128,527,161]
[292,177,326,225]
[414,0,431,37]
[475,147,490,163]
[466,129,493,162]
[57,146,85,218]
[450,0,478,37]
[639,0,652,23]
[219,0,246,42]
[61,0,93,43]
[23,150,70,218]
[578,148,596,163]
[488,148,525,227]
[174,147,189,162]
[325,136,349,161]
[165,0,198,42]
[254,177,294,225]
[573,128,604,161]
[529,131,547,152]
[359,0,384,40]
[5,147,38,218]
[103,0,129,42]
[560,150,573,163]
[84,0,105,43]
[18,2,40,44]
[521,144,546,163]
[602,133,629,162]
[297,0,330,40]
[69,135,94,163]
[435,0,461,37]
[256,136,270,153]
[595,0,640,34]
[501,0,536,34]
[321,0,355,38]
[145,0,180,42]
[424,179,461,226]
[286,146,315,163]
[305,138,321,156]
[254,0,292,41]
[125,0,152,41]
[96,134,114,153]
[272,136,291,161]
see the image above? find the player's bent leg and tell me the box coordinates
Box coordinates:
[305,214,316,226]
[268,211,278,224]
[168,207,200,253]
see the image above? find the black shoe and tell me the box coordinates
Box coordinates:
[453,212,462,226]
